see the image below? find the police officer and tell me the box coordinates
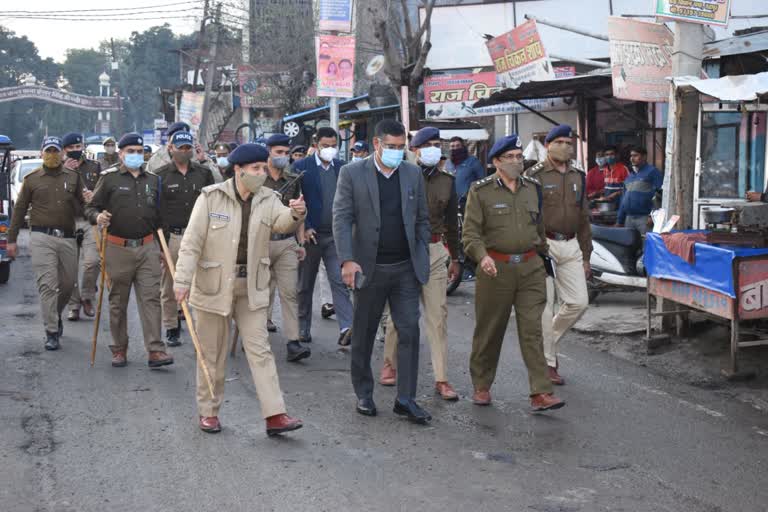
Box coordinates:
[350,141,369,161]
[60,132,102,321]
[99,136,119,169]
[173,143,306,436]
[463,135,565,412]
[86,132,174,369]
[156,131,215,346]
[8,136,88,350]
[263,134,310,362]
[214,142,230,168]
[525,125,591,386]
[143,144,153,163]
[379,127,460,400]
[146,122,222,182]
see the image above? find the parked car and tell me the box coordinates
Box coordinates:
[0,135,15,284]
[10,158,42,204]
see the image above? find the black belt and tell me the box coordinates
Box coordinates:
[234,264,247,277]
[31,227,75,238]
[270,233,294,242]
[168,227,186,235]
[546,231,575,241]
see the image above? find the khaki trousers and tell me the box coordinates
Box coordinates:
[195,277,286,418]
[471,257,552,396]
[383,243,449,382]
[160,233,182,330]
[68,220,101,308]
[542,238,589,367]
[29,232,77,333]
[104,241,165,354]
[267,238,300,341]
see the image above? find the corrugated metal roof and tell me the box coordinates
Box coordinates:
[704,30,768,59]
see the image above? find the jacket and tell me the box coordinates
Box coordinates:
[446,155,485,200]
[332,157,430,286]
[174,178,304,316]
[292,154,345,230]
[617,163,663,224]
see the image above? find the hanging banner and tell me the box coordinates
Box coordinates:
[316,34,355,98]
[318,0,353,32]
[178,91,205,137]
[607,17,674,103]
[424,71,573,120]
[485,19,555,90]
[654,0,730,27]
[0,85,120,111]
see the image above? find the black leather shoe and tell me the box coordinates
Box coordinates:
[45,332,60,351]
[338,328,352,347]
[286,340,310,362]
[356,397,377,416]
[393,398,432,424]
[299,335,312,344]
[166,327,181,347]
[58,316,63,337]
[321,303,335,319]
[267,320,277,333]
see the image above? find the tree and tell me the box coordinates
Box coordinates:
[369,0,437,129]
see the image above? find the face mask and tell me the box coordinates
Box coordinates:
[319,147,338,162]
[105,146,116,155]
[380,148,404,169]
[217,156,229,168]
[67,150,83,161]
[450,146,468,163]
[548,143,573,162]
[419,146,442,167]
[172,150,192,165]
[239,170,267,194]
[124,153,144,170]
[499,161,524,180]
[595,157,607,167]
[605,155,616,165]
[271,155,290,169]
[43,152,61,168]
[351,156,362,162]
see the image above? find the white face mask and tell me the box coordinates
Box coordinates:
[419,146,442,167]
[319,146,338,162]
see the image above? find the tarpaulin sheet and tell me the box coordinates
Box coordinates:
[644,231,768,298]
[673,72,768,102]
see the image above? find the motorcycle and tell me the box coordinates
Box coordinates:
[588,223,646,302]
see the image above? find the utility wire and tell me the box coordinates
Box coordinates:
[3,1,203,14]
[2,7,204,19]
[1,14,202,21]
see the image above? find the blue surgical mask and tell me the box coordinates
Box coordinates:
[380,148,404,169]
[351,156,363,162]
[595,157,607,167]
[605,155,616,165]
[419,146,442,167]
[124,153,144,169]
[217,156,229,167]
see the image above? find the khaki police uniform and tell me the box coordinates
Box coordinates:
[156,161,215,332]
[526,160,591,367]
[174,180,304,418]
[263,170,302,341]
[146,146,223,183]
[462,174,552,396]
[383,165,458,382]
[67,158,103,312]
[86,165,166,355]
[9,165,87,334]
[99,152,119,171]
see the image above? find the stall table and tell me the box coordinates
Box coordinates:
[644,231,768,378]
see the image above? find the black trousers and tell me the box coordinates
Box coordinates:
[350,260,421,401]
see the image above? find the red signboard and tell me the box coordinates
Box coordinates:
[738,259,768,320]
[649,277,733,319]
[485,19,554,89]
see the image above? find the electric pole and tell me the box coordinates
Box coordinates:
[192,0,210,89]
[199,2,221,148]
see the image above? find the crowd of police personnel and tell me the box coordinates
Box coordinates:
[7,120,592,435]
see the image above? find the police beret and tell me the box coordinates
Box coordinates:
[290,145,306,153]
[266,134,291,147]
[352,141,369,152]
[103,137,116,146]
[41,136,62,151]
[61,132,83,148]
[545,124,573,144]
[252,137,267,147]
[411,127,440,148]
[171,131,194,147]
[167,122,190,137]
[143,145,152,153]
[118,132,144,149]
[488,134,523,160]
[228,143,269,164]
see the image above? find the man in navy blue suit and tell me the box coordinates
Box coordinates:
[294,127,354,347]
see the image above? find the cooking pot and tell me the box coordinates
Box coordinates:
[703,207,734,224]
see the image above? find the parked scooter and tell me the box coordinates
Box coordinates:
[588,223,647,302]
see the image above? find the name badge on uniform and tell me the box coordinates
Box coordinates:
[543,184,557,190]
[118,186,131,191]
[209,212,230,221]
[168,183,180,189]
[493,203,508,209]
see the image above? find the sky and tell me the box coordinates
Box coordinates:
[1,0,208,62]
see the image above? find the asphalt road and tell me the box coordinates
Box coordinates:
[2,232,767,512]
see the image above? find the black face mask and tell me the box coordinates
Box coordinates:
[67,150,83,161]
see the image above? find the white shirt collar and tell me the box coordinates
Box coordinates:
[315,152,333,171]
[373,155,397,179]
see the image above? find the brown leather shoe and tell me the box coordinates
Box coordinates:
[81,299,95,318]
[199,416,222,433]
[67,308,80,321]
[266,414,303,436]
[472,389,491,406]
[435,381,459,401]
[111,350,127,368]
[379,360,396,386]
[530,393,565,412]
[147,351,174,368]
[548,366,565,385]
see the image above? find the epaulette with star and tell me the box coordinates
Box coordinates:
[522,175,541,186]
[438,168,455,178]
[525,162,546,176]
[471,175,495,189]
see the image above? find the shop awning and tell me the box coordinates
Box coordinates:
[673,72,768,102]
[472,71,612,108]
[282,94,370,122]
